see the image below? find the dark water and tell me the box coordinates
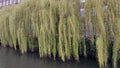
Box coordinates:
[0,46,100,68]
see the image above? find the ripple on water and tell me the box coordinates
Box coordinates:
[0,64,6,68]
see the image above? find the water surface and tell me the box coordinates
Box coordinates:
[0,46,100,68]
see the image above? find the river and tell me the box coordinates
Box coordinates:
[0,46,114,68]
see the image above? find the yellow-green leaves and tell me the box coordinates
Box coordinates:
[0,0,120,68]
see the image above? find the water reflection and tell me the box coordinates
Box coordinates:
[0,46,99,68]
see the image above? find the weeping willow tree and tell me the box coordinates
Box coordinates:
[111,0,120,68]
[58,0,81,61]
[84,0,108,67]
[84,0,120,68]
[0,6,14,47]
[0,0,120,68]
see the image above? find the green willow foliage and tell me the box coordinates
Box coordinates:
[0,0,120,68]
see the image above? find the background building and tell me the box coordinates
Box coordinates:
[0,0,21,9]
